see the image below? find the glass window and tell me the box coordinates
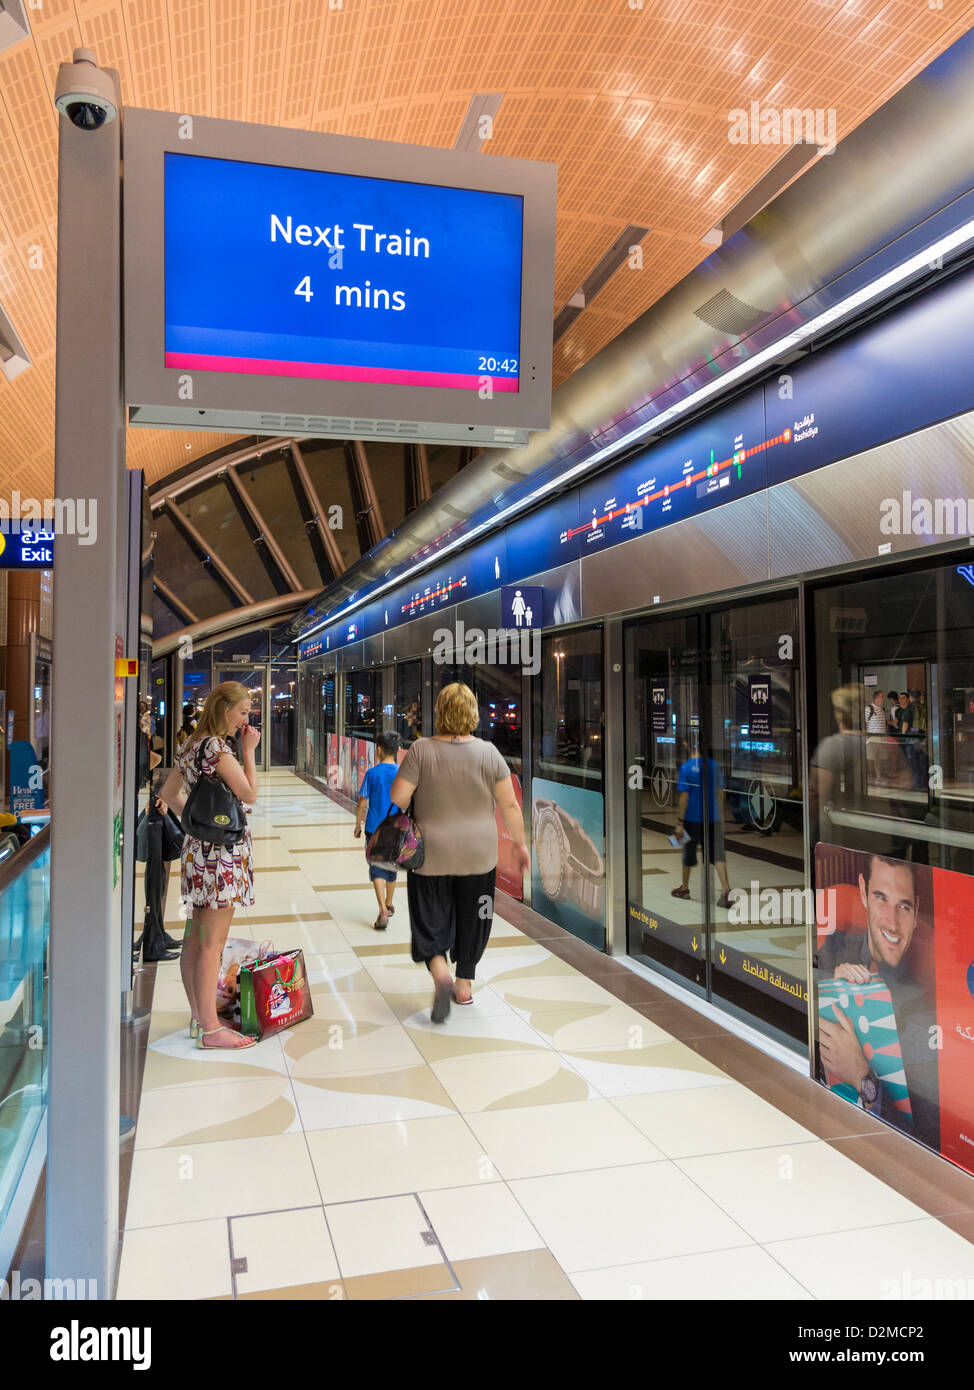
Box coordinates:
[530,627,605,948]
[395,660,423,746]
[317,669,336,779]
[344,669,378,742]
[624,597,807,1049]
[269,662,296,766]
[471,662,522,775]
[810,558,974,1176]
[533,629,603,790]
[211,630,269,663]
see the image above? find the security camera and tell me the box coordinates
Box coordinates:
[54,49,118,130]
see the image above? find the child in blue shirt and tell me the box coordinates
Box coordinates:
[354,732,401,929]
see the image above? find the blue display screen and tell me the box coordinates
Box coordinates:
[765,268,974,486]
[507,488,580,574]
[575,392,769,554]
[164,153,524,393]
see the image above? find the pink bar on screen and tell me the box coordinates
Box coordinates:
[164,351,518,393]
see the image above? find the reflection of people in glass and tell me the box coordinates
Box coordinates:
[671,740,732,907]
[175,703,197,751]
[816,855,939,1150]
[810,683,867,844]
[865,688,890,784]
[403,699,422,741]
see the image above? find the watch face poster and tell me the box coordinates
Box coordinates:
[530,777,606,948]
[814,843,974,1176]
[495,773,524,899]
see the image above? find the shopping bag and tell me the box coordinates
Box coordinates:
[216,937,274,1013]
[239,950,313,1038]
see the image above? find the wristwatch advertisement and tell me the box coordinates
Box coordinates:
[858,1067,880,1109]
[532,796,605,921]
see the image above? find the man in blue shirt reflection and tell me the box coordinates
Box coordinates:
[671,741,733,907]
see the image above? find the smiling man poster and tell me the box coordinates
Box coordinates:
[814,847,974,1175]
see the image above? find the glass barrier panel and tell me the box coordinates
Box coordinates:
[0,831,51,1235]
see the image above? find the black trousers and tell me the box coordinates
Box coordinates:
[407,869,497,978]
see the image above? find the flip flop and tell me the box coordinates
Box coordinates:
[373,914,389,930]
[431,979,452,1024]
[670,886,691,899]
[452,991,474,1005]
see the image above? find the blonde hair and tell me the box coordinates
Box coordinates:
[435,682,479,736]
[191,681,252,745]
[832,682,868,732]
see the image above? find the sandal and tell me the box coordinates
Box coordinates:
[670,886,691,899]
[385,905,395,916]
[373,913,389,931]
[196,1025,258,1050]
[452,991,474,1005]
[431,979,452,1025]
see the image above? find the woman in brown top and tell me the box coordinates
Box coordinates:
[390,682,529,1024]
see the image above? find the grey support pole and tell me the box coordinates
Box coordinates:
[47,59,125,1297]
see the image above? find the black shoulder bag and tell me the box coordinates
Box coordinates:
[180,739,247,848]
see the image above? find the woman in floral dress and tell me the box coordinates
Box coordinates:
[158,681,261,1050]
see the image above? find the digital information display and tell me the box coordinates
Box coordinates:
[0,526,54,569]
[164,153,524,395]
[574,393,774,555]
[765,266,974,488]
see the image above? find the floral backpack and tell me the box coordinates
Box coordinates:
[366,806,425,870]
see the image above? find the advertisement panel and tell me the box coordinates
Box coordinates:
[814,844,974,1176]
[531,778,605,948]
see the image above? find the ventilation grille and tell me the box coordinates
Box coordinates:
[692,288,767,337]
[257,415,423,436]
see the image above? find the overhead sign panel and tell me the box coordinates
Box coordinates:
[123,109,556,448]
[0,525,54,569]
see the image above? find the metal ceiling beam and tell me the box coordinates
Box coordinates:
[153,577,198,627]
[344,439,385,551]
[149,436,293,510]
[153,588,319,658]
[404,441,431,514]
[224,462,302,595]
[285,440,346,583]
[162,497,253,608]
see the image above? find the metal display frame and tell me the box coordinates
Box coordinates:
[122,107,556,445]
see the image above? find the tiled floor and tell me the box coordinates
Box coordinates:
[116,769,974,1301]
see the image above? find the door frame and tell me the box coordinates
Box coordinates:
[214,662,270,772]
[622,588,807,1049]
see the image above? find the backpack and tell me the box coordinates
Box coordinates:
[366,806,425,870]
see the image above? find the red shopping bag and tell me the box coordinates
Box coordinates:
[239,950,313,1038]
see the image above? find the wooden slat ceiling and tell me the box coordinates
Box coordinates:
[1,0,972,501]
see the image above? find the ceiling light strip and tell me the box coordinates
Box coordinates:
[296,215,974,645]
